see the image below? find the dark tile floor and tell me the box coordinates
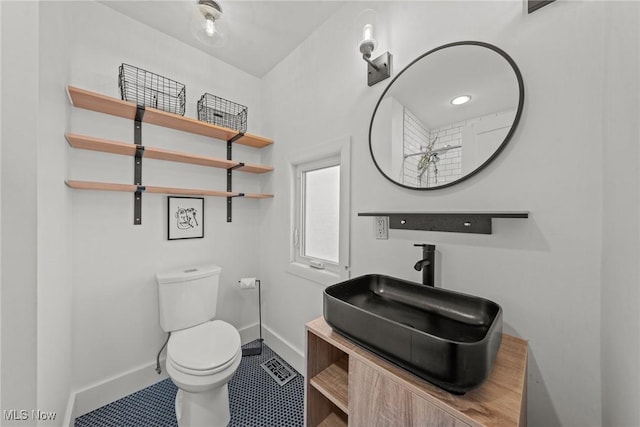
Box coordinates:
[75,341,304,427]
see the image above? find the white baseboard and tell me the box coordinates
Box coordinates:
[238,322,260,345]
[65,322,305,425]
[72,359,169,419]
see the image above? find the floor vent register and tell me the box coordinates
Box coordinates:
[260,356,297,386]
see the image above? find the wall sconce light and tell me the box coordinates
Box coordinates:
[357,9,392,87]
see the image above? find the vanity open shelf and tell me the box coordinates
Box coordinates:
[359,211,529,234]
[309,356,349,415]
[307,328,349,427]
[66,85,274,223]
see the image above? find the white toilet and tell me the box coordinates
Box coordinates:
[156,264,242,427]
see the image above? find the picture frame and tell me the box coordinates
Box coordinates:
[168,196,204,240]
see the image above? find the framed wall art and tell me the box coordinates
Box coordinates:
[168,196,204,240]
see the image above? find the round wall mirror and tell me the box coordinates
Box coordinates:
[369,41,524,190]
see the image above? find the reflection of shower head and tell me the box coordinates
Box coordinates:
[431,144,462,154]
[404,142,461,159]
[404,151,425,159]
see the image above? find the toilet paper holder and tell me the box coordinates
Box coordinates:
[239,278,263,356]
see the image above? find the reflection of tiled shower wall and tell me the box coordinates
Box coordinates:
[402,109,463,187]
[427,123,463,187]
[402,109,430,187]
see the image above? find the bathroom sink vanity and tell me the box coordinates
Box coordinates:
[305,317,527,427]
[323,274,503,394]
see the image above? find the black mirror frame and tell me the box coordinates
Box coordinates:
[368,41,525,191]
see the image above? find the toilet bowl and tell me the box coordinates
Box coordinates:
[156,264,241,427]
[166,320,242,427]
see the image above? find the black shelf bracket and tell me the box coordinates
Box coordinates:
[226,133,245,222]
[227,133,245,144]
[134,105,145,144]
[134,105,145,225]
[134,186,146,225]
[134,145,145,185]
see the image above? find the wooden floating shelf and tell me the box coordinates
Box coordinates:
[359,211,529,234]
[66,134,273,174]
[309,359,349,415]
[65,180,273,199]
[67,86,273,148]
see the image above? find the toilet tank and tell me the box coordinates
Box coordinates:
[156,264,222,332]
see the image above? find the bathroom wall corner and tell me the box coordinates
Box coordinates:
[61,393,76,427]
[264,326,305,375]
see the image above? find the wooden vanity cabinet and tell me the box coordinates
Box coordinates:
[305,317,528,427]
[349,358,469,427]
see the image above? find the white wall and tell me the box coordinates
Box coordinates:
[37,2,74,425]
[0,0,3,413]
[600,2,640,426]
[260,1,624,425]
[1,4,75,425]
[1,2,39,424]
[64,1,266,412]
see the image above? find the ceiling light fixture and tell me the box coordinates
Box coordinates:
[451,95,472,105]
[356,9,392,87]
[191,0,227,47]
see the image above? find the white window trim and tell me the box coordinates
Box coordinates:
[286,136,351,286]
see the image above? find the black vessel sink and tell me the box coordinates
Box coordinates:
[323,274,502,393]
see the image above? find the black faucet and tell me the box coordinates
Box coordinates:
[413,244,435,287]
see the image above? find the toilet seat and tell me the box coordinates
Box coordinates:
[168,320,241,376]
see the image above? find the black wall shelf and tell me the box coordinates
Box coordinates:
[358,212,529,234]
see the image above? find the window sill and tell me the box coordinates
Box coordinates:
[286,262,343,287]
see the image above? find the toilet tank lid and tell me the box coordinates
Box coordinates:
[156,264,222,284]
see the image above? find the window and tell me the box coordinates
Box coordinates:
[287,137,350,285]
[296,159,340,268]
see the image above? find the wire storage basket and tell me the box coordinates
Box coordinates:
[197,93,247,133]
[118,64,186,116]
